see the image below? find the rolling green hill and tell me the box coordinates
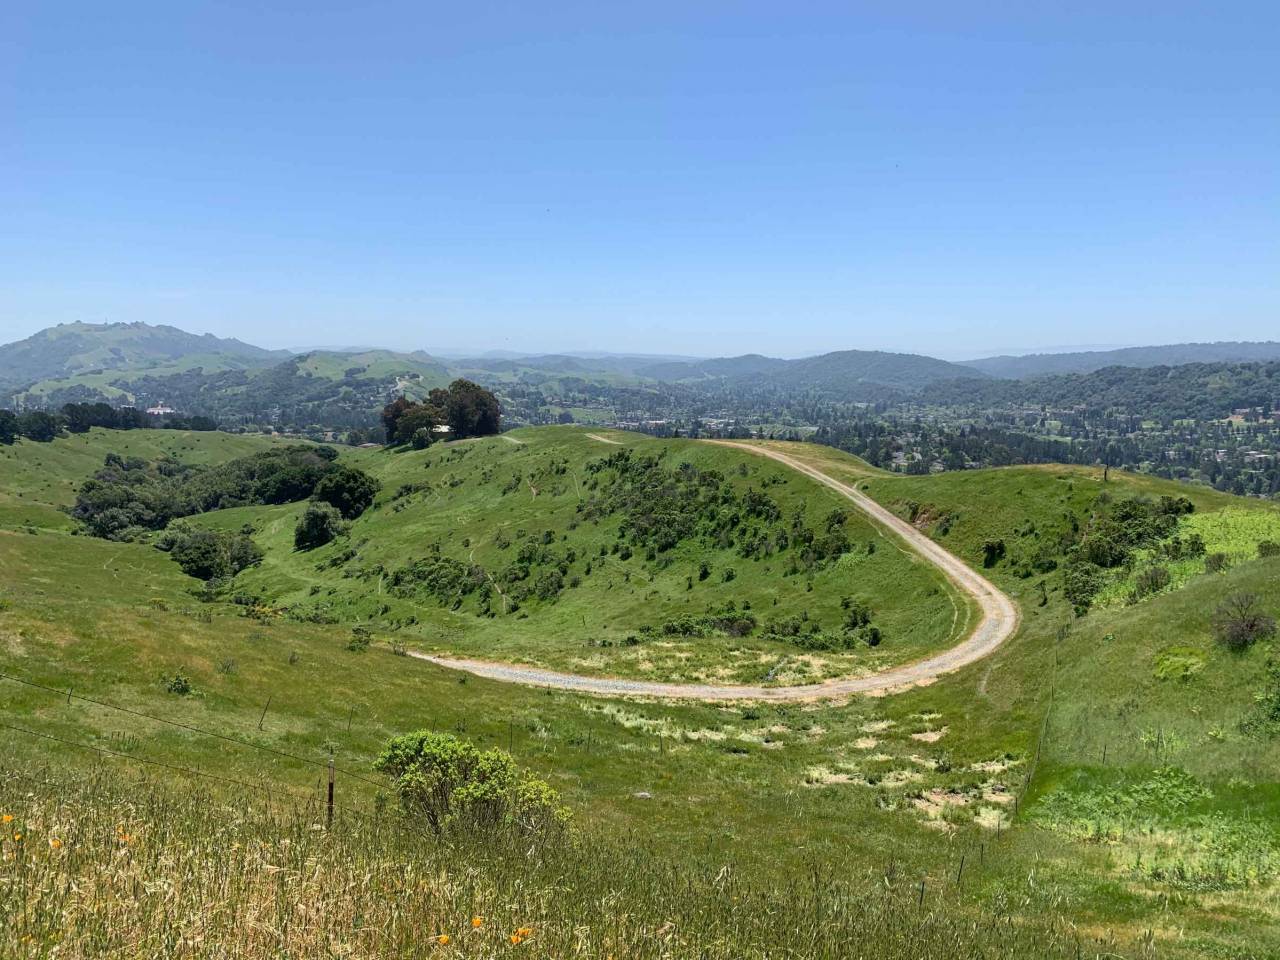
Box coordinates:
[2,427,1278,957]
[0,321,288,398]
[640,349,986,395]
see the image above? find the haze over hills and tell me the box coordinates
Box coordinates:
[8,321,1280,397]
[961,341,1280,379]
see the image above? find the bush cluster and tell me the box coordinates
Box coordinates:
[157,523,263,580]
[1062,494,1195,613]
[373,731,569,839]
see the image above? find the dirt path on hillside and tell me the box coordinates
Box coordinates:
[410,441,1019,701]
[585,433,623,445]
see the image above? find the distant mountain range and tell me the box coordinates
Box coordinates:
[960,341,1280,379]
[4,322,1280,412]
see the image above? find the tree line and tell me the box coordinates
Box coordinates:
[0,402,217,444]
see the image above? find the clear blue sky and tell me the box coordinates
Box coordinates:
[2,2,1277,359]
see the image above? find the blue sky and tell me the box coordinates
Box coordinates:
[2,2,1276,359]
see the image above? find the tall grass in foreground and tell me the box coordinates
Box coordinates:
[1,765,1102,959]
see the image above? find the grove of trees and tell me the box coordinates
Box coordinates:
[381,379,501,447]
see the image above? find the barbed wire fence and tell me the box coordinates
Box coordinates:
[0,670,390,827]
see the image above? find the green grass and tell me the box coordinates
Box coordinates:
[0,429,301,530]
[2,429,1279,957]
[189,427,965,684]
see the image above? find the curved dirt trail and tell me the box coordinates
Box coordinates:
[411,441,1019,701]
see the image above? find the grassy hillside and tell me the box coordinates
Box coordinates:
[1,768,1089,960]
[289,348,452,387]
[0,429,300,530]
[1,429,1278,957]
[1,321,286,397]
[192,427,965,684]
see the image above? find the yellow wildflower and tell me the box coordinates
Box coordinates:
[49,837,63,850]
[471,916,484,929]
[12,833,22,842]
[516,927,533,938]
[509,935,523,946]
[1,814,12,824]
[436,934,450,946]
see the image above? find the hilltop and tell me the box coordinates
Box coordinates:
[0,321,288,396]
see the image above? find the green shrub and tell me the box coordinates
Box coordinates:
[311,466,379,519]
[982,538,1006,567]
[164,673,193,695]
[373,732,569,839]
[157,524,263,580]
[294,501,347,550]
[1258,540,1280,559]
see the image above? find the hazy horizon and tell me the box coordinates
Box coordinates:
[12,317,1280,363]
[0,317,1203,363]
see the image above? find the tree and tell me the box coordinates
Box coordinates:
[62,402,116,432]
[394,404,444,446]
[0,410,16,445]
[157,525,262,580]
[311,466,379,519]
[1211,593,1276,652]
[380,396,415,445]
[443,378,501,438]
[373,731,569,838]
[294,501,346,550]
[16,411,62,442]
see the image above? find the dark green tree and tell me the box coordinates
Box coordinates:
[442,379,501,439]
[0,410,16,445]
[312,466,379,519]
[294,501,346,550]
[16,411,62,442]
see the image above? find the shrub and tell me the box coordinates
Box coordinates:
[533,570,564,601]
[1205,552,1232,574]
[373,732,569,839]
[1211,593,1277,652]
[982,538,1006,568]
[157,524,263,581]
[312,466,379,519]
[1133,565,1171,600]
[1258,540,1280,559]
[164,673,193,695]
[295,502,347,550]
[1062,558,1104,614]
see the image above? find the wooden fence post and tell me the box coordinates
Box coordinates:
[327,758,335,829]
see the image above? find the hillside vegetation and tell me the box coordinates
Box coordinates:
[1,428,1278,957]
[0,321,286,395]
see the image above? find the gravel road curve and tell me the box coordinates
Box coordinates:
[409,441,1020,701]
